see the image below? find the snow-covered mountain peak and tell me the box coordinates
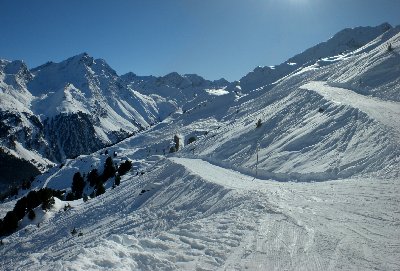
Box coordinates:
[182,74,230,88]
[157,72,192,89]
[122,71,230,92]
[120,72,156,85]
[324,29,400,102]
[332,22,391,40]
[27,52,121,98]
[0,53,173,166]
[212,77,230,87]
[239,23,393,92]
[288,22,393,65]
[1,60,32,82]
[92,57,119,77]
[182,73,208,87]
[3,60,26,74]
[120,72,137,85]
[66,52,94,66]
[238,63,295,92]
[61,53,119,77]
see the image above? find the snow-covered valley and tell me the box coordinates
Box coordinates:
[1,23,400,270]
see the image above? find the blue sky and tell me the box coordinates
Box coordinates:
[1,0,399,81]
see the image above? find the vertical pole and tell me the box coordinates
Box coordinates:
[256,145,259,178]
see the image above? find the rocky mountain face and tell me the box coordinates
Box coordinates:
[0,60,52,189]
[120,71,229,113]
[0,54,230,190]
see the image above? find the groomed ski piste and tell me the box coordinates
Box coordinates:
[1,26,400,270]
[1,156,399,270]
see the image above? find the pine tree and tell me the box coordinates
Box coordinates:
[13,197,28,220]
[26,190,40,210]
[83,194,89,202]
[96,183,106,196]
[38,188,55,210]
[103,157,116,181]
[28,209,35,220]
[71,172,85,199]
[114,174,121,186]
[118,160,132,176]
[1,211,18,235]
[65,192,75,201]
[87,169,100,187]
[174,135,180,151]
[71,227,77,235]
[63,203,72,211]
[41,196,55,211]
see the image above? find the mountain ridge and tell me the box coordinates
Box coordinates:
[238,22,393,92]
[0,23,397,190]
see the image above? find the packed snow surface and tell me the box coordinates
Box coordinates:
[1,157,399,270]
[301,81,400,139]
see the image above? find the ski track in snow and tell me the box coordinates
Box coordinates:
[301,81,400,140]
[1,159,399,271]
[171,158,400,271]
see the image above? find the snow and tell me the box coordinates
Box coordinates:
[20,197,66,228]
[11,142,53,168]
[288,23,392,66]
[301,81,400,139]
[325,26,400,102]
[1,24,400,271]
[1,157,399,270]
[27,52,166,137]
[238,23,393,92]
[205,88,229,96]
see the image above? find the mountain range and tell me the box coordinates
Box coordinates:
[0,52,230,189]
[0,23,399,270]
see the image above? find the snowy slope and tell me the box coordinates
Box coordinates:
[1,24,400,271]
[1,157,398,270]
[325,26,400,101]
[301,81,400,137]
[166,30,400,181]
[239,23,393,92]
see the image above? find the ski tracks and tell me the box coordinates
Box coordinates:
[170,157,400,271]
[171,157,323,270]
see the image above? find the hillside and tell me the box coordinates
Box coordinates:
[0,54,230,188]
[238,22,393,92]
[0,24,399,270]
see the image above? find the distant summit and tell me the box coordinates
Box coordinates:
[239,23,393,92]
